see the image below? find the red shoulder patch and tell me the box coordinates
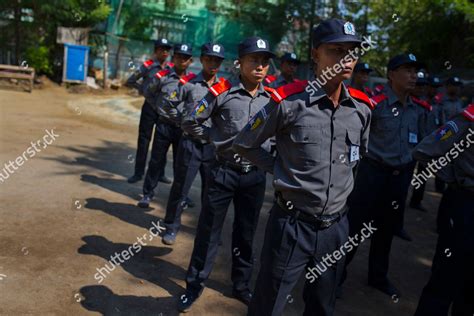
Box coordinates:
[412,96,432,111]
[374,84,384,94]
[209,78,232,97]
[264,75,277,84]
[264,86,275,94]
[164,61,174,68]
[371,93,388,105]
[143,59,154,68]
[463,104,474,121]
[155,69,170,79]
[179,72,197,85]
[348,87,375,110]
[434,92,444,104]
[271,80,308,103]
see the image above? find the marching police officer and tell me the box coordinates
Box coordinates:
[126,38,173,184]
[341,53,429,297]
[410,70,432,212]
[351,62,374,96]
[414,104,474,316]
[178,36,275,312]
[161,43,225,245]
[234,19,372,315]
[138,43,195,208]
[442,76,464,120]
[269,52,300,88]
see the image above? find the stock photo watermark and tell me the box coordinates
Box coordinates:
[94,220,166,284]
[305,221,377,283]
[0,129,60,184]
[411,126,474,189]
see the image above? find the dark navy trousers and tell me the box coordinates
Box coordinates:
[143,121,181,197]
[343,158,413,285]
[134,101,165,178]
[249,204,349,316]
[185,163,266,295]
[164,137,215,234]
[415,186,474,316]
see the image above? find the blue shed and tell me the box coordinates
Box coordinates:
[62,44,90,83]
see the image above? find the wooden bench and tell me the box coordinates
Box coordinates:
[0,64,35,92]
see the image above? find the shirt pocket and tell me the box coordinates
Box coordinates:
[289,126,321,166]
[220,108,246,134]
[345,129,361,166]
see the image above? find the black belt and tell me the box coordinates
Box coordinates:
[216,156,257,174]
[182,132,209,145]
[276,193,347,229]
[366,158,411,176]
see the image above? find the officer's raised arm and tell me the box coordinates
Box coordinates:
[233,82,306,173]
[181,90,218,141]
[413,106,473,162]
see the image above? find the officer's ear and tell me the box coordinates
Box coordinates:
[311,47,320,64]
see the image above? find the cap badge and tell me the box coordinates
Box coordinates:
[364,63,369,69]
[162,39,168,44]
[408,53,417,61]
[181,44,188,51]
[417,71,425,78]
[212,44,221,53]
[256,39,266,49]
[290,53,296,59]
[343,22,356,35]
[434,78,439,83]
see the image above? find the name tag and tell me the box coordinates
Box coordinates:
[350,145,360,162]
[409,132,418,144]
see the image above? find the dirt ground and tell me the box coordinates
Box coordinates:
[0,83,442,316]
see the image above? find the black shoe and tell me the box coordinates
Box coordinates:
[127,174,142,183]
[177,291,200,313]
[395,228,413,242]
[232,289,252,306]
[158,176,172,184]
[368,280,400,298]
[409,202,428,212]
[138,195,152,208]
[186,197,195,208]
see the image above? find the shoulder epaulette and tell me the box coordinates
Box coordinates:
[164,61,174,68]
[264,86,275,94]
[155,69,171,79]
[143,59,154,68]
[264,75,277,84]
[179,72,197,85]
[462,104,474,121]
[270,80,308,103]
[348,87,376,110]
[412,96,432,111]
[209,78,232,97]
[434,92,444,104]
[374,84,384,94]
[371,93,388,105]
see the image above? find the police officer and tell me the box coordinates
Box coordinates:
[234,19,372,315]
[351,62,374,96]
[178,36,275,312]
[138,43,195,208]
[126,38,173,184]
[414,104,474,316]
[442,76,464,121]
[161,43,225,245]
[341,53,429,297]
[269,52,300,88]
[410,70,431,212]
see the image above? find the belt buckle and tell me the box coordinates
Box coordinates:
[319,219,332,229]
[241,164,252,173]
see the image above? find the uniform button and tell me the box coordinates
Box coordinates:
[303,136,309,141]
[330,184,334,188]
[332,117,336,121]
[332,160,336,164]
[333,137,336,140]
